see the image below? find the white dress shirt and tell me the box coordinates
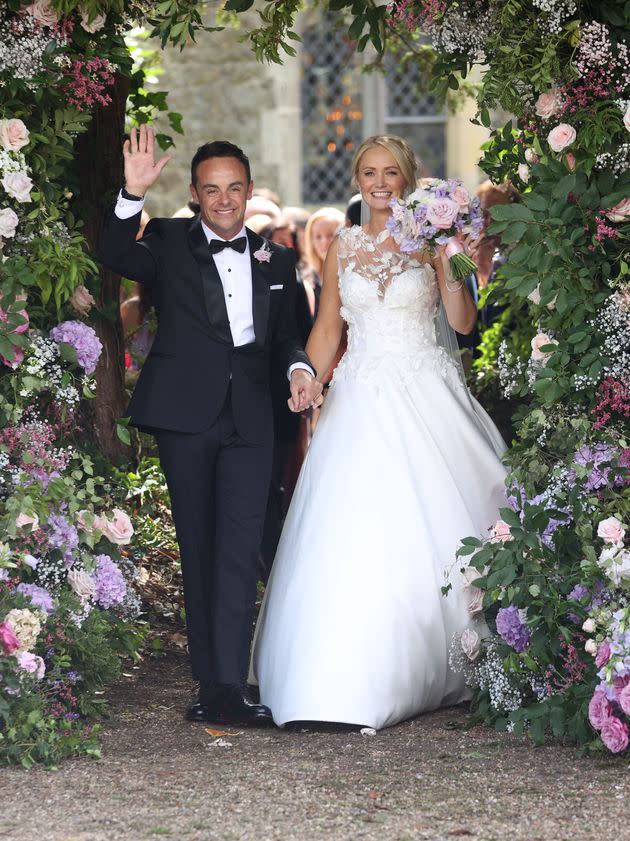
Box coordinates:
[114,193,314,378]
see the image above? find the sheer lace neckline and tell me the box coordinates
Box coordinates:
[339,225,425,300]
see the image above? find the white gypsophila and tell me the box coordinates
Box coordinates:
[449,634,524,712]
[0,149,28,177]
[590,297,630,383]
[531,0,577,36]
[594,144,630,178]
[0,12,67,88]
[497,339,528,398]
[35,554,68,592]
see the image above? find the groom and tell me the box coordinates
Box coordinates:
[99,127,322,725]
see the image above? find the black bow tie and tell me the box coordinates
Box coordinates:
[208,236,247,254]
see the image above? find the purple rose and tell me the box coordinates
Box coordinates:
[595,640,611,668]
[425,198,459,230]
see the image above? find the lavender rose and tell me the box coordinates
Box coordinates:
[0,118,30,152]
[69,285,95,317]
[426,197,460,230]
[600,716,629,753]
[547,123,577,153]
[2,172,33,203]
[460,628,481,661]
[619,683,630,716]
[588,688,612,730]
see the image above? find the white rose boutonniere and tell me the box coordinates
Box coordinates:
[253,243,272,263]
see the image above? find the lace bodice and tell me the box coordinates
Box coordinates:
[332,226,459,387]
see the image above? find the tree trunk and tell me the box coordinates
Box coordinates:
[74,73,131,461]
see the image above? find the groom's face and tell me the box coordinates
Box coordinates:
[190,156,253,240]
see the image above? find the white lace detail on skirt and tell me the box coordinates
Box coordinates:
[332,226,461,389]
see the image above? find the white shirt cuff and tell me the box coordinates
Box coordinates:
[115,190,146,219]
[288,362,315,380]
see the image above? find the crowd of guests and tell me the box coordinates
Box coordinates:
[119,178,518,574]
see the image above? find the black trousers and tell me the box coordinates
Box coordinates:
[155,388,272,687]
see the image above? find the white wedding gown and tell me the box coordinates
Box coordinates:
[252,226,507,729]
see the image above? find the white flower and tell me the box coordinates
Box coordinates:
[517,163,530,183]
[460,628,481,661]
[0,208,19,239]
[585,639,597,655]
[597,516,626,546]
[582,618,596,633]
[67,568,96,602]
[527,286,541,305]
[2,171,33,203]
[4,608,43,652]
[0,119,30,152]
[530,333,558,364]
[15,512,39,531]
[624,107,630,133]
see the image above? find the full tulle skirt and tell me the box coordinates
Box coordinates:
[252,360,506,730]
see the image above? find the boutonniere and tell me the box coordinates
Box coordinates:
[253,243,272,263]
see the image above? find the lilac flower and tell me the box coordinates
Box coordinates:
[47,513,79,566]
[49,320,102,374]
[496,605,531,652]
[566,584,590,623]
[569,443,617,492]
[17,582,54,614]
[23,554,39,569]
[93,554,126,609]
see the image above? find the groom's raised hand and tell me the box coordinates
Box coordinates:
[122,124,171,197]
[288,370,324,413]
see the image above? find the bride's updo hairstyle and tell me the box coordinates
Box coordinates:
[351,135,419,198]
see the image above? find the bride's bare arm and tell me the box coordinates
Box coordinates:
[305,237,345,379]
[432,247,478,335]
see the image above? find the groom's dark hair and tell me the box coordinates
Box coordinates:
[191,141,251,185]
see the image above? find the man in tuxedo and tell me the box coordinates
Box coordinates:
[99,127,322,725]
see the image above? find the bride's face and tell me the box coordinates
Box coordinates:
[356,147,406,213]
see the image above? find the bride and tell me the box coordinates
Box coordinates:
[252,135,507,730]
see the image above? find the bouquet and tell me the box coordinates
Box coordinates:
[386,178,484,280]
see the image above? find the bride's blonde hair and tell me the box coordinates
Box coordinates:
[351,135,419,197]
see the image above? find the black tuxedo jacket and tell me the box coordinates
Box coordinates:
[99,211,312,444]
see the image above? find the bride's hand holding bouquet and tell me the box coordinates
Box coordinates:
[386,179,484,280]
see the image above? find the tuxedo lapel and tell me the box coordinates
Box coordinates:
[247,229,270,348]
[187,216,232,345]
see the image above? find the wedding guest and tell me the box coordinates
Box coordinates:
[172,200,200,219]
[303,207,345,285]
[246,213,275,235]
[245,195,281,222]
[120,282,155,372]
[345,193,362,227]
[252,186,281,207]
[282,206,310,256]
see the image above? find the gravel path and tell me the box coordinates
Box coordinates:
[1,647,628,841]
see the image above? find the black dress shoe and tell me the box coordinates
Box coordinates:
[185,684,274,727]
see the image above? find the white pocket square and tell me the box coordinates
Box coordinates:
[270,284,284,290]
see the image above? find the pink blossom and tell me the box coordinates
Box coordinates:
[530,333,558,363]
[524,148,539,164]
[253,245,271,263]
[547,124,577,153]
[99,509,134,545]
[69,285,95,316]
[535,89,562,120]
[451,185,470,211]
[0,207,19,239]
[595,640,611,668]
[0,118,30,152]
[565,152,576,171]
[619,683,630,716]
[426,197,459,230]
[23,0,59,27]
[588,689,612,730]
[16,651,46,680]
[460,628,481,660]
[0,620,20,656]
[490,519,513,543]
[15,512,39,531]
[600,716,629,753]
[2,172,33,203]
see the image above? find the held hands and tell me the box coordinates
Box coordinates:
[288,370,324,413]
[122,125,171,197]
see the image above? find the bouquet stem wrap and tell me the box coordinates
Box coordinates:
[445,236,477,281]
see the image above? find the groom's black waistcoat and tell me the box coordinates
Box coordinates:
[99,211,311,444]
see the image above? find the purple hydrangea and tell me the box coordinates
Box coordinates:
[49,320,103,374]
[496,605,531,652]
[94,554,126,609]
[47,513,79,567]
[17,582,54,614]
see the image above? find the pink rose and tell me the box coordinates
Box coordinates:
[597,516,625,546]
[79,8,106,33]
[524,148,539,164]
[565,152,576,172]
[15,512,39,532]
[462,565,485,616]
[595,640,611,668]
[547,123,577,153]
[535,89,562,120]
[2,172,33,203]
[606,198,630,223]
[0,620,20,656]
[23,0,59,27]
[0,118,30,152]
[426,197,460,230]
[624,108,630,133]
[69,285,95,316]
[1,346,25,369]
[0,207,19,239]
[67,568,96,602]
[100,508,134,545]
[490,519,513,543]
[588,689,612,730]
[253,246,271,263]
[600,716,629,753]
[530,333,558,363]
[619,683,630,716]
[16,650,45,680]
[451,185,470,212]
[460,628,481,661]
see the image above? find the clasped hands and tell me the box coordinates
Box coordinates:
[288,370,324,413]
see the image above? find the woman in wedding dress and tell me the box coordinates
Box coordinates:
[252,136,507,730]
